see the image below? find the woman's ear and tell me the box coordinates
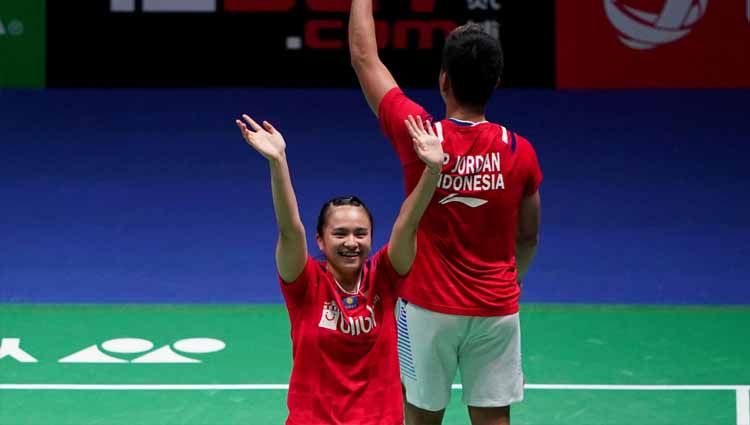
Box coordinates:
[315,233,325,252]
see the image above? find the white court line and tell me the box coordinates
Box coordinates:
[5,383,748,424]
[0,384,750,425]
[738,387,750,425]
[522,384,745,391]
[0,383,745,391]
[0,384,288,390]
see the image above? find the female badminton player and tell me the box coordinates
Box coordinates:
[235,114,442,425]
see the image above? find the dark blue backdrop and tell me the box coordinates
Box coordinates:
[1,88,748,304]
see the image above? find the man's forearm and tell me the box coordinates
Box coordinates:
[515,238,538,282]
[348,0,399,114]
[349,0,378,65]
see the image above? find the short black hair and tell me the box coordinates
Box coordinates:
[316,195,373,236]
[441,23,504,110]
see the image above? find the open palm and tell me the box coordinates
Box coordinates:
[235,114,286,161]
[405,115,443,172]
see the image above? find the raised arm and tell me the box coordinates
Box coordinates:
[388,115,443,276]
[349,0,398,116]
[235,115,307,283]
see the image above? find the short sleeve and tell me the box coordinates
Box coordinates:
[279,256,318,309]
[369,246,403,296]
[378,88,433,166]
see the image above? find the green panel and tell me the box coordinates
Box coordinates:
[0,0,45,88]
[443,389,735,425]
[0,305,292,384]
[520,304,750,385]
[0,388,735,425]
[0,390,288,425]
[1,304,748,425]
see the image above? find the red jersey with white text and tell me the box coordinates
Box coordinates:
[280,248,403,425]
[379,88,542,316]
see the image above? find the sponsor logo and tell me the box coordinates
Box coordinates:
[110,0,215,12]
[109,0,457,50]
[318,301,340,331]
[438,193,488,208]
[0,337,225,364]
[604,0,709,49]
[0,338,37,363]
[467,0,501,11]
[0,18,24,36]
[318,301,377,336]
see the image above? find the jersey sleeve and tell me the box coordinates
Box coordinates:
[370,246,403,295]
[279,256,317,309]
[378,87,433,166]
[519,137,543,197]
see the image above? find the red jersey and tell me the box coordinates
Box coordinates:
[379,87,542,316]
[279,248,403,425]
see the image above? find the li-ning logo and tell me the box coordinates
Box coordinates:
[604,0,709,49]
[318,301,377,336]
[439,193,488,208]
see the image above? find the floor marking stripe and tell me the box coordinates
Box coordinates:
[0,384,747,391]
[0,384,288,390]
[738,387,750,425]
[522,384,747,391]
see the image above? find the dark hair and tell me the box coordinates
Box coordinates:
[316,195,374,236]
[441,23,504,110]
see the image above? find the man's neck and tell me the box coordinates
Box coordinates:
[445,104,486,123]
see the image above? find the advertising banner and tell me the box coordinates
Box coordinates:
[46,1,553,88]
[557,0,750,88]
[0,0,45,88]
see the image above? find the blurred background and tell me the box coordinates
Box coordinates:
[1,0,749,305]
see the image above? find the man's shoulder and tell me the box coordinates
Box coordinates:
[379,87,429,117]
[490,124,537,154]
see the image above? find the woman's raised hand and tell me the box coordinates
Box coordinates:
[405,114,443,174]
[236,114,286,162]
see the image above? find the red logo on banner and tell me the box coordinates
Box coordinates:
[224,0,295,12]
[224,0,449,50]
[224,0,434,12]
[557,0,750,88]
[224,0,359,12]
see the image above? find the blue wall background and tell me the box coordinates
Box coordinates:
[0,88,748,304]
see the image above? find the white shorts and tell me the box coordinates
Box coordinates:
[397,299,524,411]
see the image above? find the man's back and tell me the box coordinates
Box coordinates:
[379,88,542,316]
